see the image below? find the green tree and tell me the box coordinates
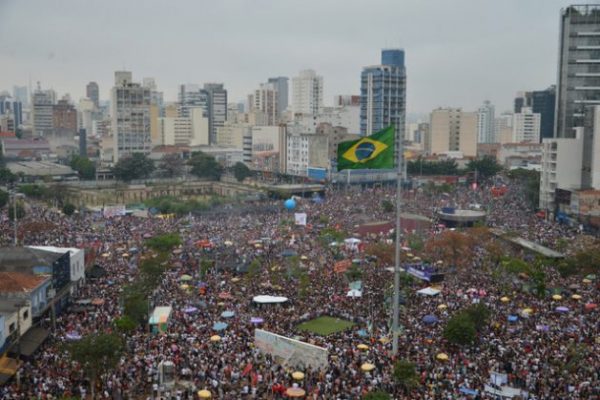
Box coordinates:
[188,151,223,180]
[112,153,155,182]
[66,333,124,399]
[393,359,419,389]
[247,257,262,279]
[463,303,491,331]
[443,312,477,345]
[62,203,76,216]
[407,158,460,176]
[0,167,16,185]
[363,391,391,400]
[466,156,503,179]
[123,291,149,325]
[114,316,137,332]
[345,263,363,282]
[0,189,8,208]
[145,233,182,253]
[18,184,49,199]
[70,155,96,180]
[381,199,394,213]
[232,161,252,182]
[158,153,185,178]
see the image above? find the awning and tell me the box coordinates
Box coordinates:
[17,327,50,357]
[0,356,21,385]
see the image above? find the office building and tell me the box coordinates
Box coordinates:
[360,49,407,159]
[157,107,209,147]
[540,135,584,210]
[86,82,99,108]
[555,5,600,138]
[178,84,208,118]
[249,82,279,126]
[514,86,556,141]
[32,85,56,137]
[477,100,495,143]
[334,95,361,107]
[52,99,78,137]
[203,83,227,145]
[110,71,152,162]
[494,112,514,144]
[292,69,323,116]
[13,86,28,107]
[429,108,477,157]
[268,76,289,118]
[513,107,541,143]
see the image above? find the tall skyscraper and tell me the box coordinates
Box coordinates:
[477,100,495,143]
[292,70,323,116]
[513,107,541,143]
[360,49,407,157]
[250,82,279,126]
[268,76,289,118]
[514,86,556,141]
[203,83,227,145]
[52,98,78,137]
[429,108,477,157]
[13,86,28,107]
[86,81,99,108]
[32,83,57,136]
[110,71,152,162]
[555,5,600,138]
[178,84,208,118]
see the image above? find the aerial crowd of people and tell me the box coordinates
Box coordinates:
[0,177,598,399]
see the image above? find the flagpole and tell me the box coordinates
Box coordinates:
[392,126,402,356]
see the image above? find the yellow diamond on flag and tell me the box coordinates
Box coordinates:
[342,138,389,164]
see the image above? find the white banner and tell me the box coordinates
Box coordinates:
[294,213,307,226]
[254,329,328,370]
[103,205,126,218]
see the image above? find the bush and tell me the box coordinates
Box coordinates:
[393,359,419,389]
[62,203,76,216]
[363,391,391,400]
[443,312,477,345]
[145,233,182,253]
[114,316,137,332]
[382,199,394,213]
[0,189,8,208]
[462,303,490,331]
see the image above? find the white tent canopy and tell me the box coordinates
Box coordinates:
[417,287,441,296]
[253,295,289,304]
[347,289,362,298]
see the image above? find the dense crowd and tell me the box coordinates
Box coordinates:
[0,179,598,399]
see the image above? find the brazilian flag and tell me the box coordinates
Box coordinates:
[337,125,395,170]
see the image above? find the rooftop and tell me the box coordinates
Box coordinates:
[0,271,49,293]
[0,247,65,272]
[6,161,75,176]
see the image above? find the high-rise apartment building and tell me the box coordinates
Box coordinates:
[514,86,556,141]
[360,49,407,154]
[477,100,495,143]
[494,112,514,144]
[86,82,99,108]
[52,99,78,136]
[268,76,289,118]
[250,82,279,126]
[429,108,477,157]
[32,84,57,136]
[178,84,208,118]
[555,5,600,138]
[110,71,152,162]
[203,83,228,145]
[13,86,28,107]
[292,69,323,116]
[334,95,361,107]
[513,107,541,143]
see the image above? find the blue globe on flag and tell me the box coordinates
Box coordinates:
[355,142,376,161]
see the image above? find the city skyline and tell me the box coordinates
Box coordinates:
[0,0,580,115]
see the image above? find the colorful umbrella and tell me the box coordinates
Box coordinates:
[291,371,305,380]
[357,344,369,350]
[436,353,449,361]
[250,317,264,324]
[361,363,375,372]
[212,322,228,331]
[221,311,235,318]
[210,335,221,342]
[555,306,569,313]
[552,294,562,301]
[197,390,211,398]
[285,388,306,397]
[423,315,438,324]
[500,297,510,303]
[571,294,582,300]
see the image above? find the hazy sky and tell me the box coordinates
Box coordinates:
[0,0,577,115]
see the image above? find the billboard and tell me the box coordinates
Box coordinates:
[307,167,327,182]
[254,329,328,370]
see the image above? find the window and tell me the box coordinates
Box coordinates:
[9,323,15,333]
[23,310,29,320]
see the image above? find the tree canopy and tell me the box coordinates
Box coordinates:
[188,151,223,180]
[407,158,460,176]
[158,153,185,178]
[232,161,252,182]
[70,155,96,180]
[112,153,155,182]
[466,156,503,179]
[0,189,8,208]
